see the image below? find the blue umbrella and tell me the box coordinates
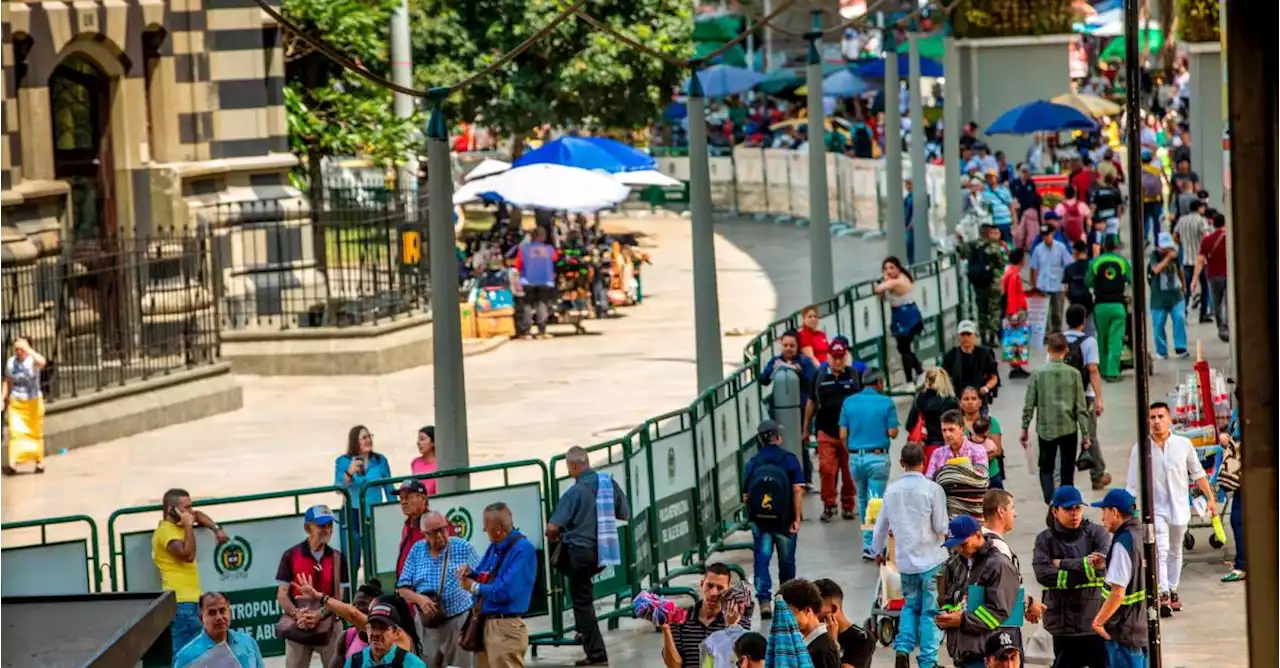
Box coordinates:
[823,68,876,97]
[663,102,687,121]
[513,136,655,173]
[683,64,768,98]
[853,53,945,79]
[984,100,1099,135]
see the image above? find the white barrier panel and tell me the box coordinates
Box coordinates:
[1,541,91,596]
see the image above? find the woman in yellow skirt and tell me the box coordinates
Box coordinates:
[3,336,47,475]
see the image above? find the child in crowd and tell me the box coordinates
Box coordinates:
[967,417,1002,489]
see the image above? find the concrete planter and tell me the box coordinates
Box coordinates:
[1187,42,1225,208]
[954,34,1075,160]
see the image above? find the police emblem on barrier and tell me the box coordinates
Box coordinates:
[214,537,252,580]
[446,507,473,540]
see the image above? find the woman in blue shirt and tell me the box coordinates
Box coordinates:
[335,425,394,570]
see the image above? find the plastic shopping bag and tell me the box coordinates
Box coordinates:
[879,562,903,605]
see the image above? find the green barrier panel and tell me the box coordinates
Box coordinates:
[1,514,102,595]
[642,407,701,582]
[108,485,356,662]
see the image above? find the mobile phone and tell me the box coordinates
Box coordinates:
[168,506,182,523]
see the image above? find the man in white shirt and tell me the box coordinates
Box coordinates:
[1125,402,1216,617]
[872,443,948,668]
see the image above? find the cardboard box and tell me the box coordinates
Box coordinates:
[475,307,516,339]
[459,302,477,339]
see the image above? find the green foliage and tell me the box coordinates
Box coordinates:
[952,0,1079,39]
[1178,0,1220,43]
[283,0,421,172]
[410,0,692,148]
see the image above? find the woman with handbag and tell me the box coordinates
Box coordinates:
[875,256,925,385]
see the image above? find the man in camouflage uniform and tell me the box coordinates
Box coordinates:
[958,223,1009,348]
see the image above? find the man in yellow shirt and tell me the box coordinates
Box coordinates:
[153,488,229,657]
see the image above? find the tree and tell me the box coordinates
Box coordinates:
[283,0,421,195]
[952,0,1078,38]
[410,0,692,155]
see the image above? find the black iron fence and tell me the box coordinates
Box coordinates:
[1,228,221,403]
[200,189,430,331]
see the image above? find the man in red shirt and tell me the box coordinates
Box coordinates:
[1193,211,1229,342]
[1068,156,1096,201]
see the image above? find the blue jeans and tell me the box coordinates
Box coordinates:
[750,523,797,601]
[896,564,943,668]
[172,601,202,657]
[850,451,890,551]
[997,223,1013,245]
[1105,640,1149,668]
[1151,300,1187,356]
[1231,489,1245,570]
[1144,202,1163,243]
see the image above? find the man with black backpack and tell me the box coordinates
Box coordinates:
[959,223,1008,348]
[1064,305,1110,489]
[741,420,805,619]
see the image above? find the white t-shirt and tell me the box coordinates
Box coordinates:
[1063,331,1100,399]
[1104,545,1132,588]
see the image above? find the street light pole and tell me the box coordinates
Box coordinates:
[390,0,418,190]
[804,7,834,302]
[426,97,470,492]
[1120,0,1160,661]
[686,72,725,393]
[883,28,905,259]
[907,31,930,263]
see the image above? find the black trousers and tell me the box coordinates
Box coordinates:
[1038,433,1078,503]
[1051,634,1109,668]
[564,544,607,660]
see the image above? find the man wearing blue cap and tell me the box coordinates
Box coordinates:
[936,515,1020,668]
[276,505,348,667]
[1090,489,1148,668]
[1031,486,1112,668]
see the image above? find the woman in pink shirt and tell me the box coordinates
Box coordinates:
[1012,206,1041,252]
[409,426,438,495]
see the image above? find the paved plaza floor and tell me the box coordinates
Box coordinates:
[0,217,1247,667]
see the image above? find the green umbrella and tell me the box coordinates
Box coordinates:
[1099,30,1163,61]
[894,33,947,61]
[694,41,747,68]
[693,15,743,42]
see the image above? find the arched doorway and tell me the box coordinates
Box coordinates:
[49,54,115,252]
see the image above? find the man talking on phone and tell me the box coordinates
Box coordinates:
[152,488,230,657]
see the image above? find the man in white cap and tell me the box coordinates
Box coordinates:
[942,321,1000,404]
[1147,232,1189,359]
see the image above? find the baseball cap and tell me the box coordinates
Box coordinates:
[829,335,850,355]
[390,478,428,497]
[1040,224,1055,235]
[757,420,781,439]
[985,630,1020,659]
[1157,231,1177,250]
[1050,486,1084,508]
[957,320,978,335]
[366,601,402,628]
[1092,488,1137,513]
[943,515,983,549]
[303,504,339,525]
[1043,210,1061,221]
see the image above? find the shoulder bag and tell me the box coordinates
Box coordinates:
[422,543,451,629]
[276,550,339,645]
[459,539,516,652]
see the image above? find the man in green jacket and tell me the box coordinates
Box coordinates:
[1086,238,1132,380]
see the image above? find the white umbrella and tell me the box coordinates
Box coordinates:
[463,158,511,182]
[452,164,631,212]
[614,170,682,188]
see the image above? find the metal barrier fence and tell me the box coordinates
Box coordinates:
[0,514,102,595]
[650,147,952,244]
[199,194,430,332]
[0,228,221,403]
[3,249,969,660]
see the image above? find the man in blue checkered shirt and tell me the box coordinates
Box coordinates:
[397,511,481,668]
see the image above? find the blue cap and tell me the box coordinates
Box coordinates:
[1091,489,1137,513]
[943,515,983,549]
[1050,486,1084,508]
[303,504,339,525]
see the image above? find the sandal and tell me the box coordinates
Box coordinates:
[1221,569,1246,582]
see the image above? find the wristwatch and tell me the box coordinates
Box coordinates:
[470,582,481,595]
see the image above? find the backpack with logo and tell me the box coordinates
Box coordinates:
[1141,168,1163,202]
[966,243,995,288]
[745,458,795,532]
[1063,335,1089,392]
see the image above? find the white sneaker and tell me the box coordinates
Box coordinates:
[1153,353,1167,360]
